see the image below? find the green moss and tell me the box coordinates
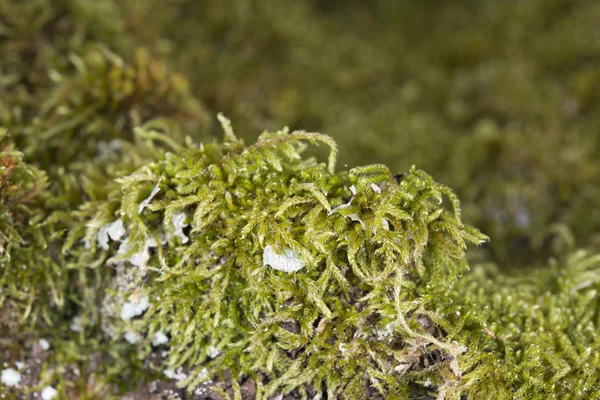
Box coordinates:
[0,129,49,331]
[1,0,600,399]
[443,250,600,399]
[0,130,46,260]
[67,120,485,398]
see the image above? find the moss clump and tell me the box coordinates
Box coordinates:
[67,119,485,398]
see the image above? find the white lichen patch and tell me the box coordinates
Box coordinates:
[171,212,189,244]
[1,368,21,387]
[138,180,161,214]
[120,295,150,321]
[263,245,305,273]
[38,338,50,350]
[152,331,169,346]
[41,386,57,400]
[97,218,126,250]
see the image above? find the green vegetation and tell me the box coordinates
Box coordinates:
[1,0,600,399]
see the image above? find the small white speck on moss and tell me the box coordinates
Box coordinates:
[208,346,220,359]
[128,249,150,268]
[70,317,82,332]
[117,237,134,255]
[263,245,305,273]
[146,237,159,248]
[152,331,169,346]
[96,139,122,160]
[376,322,394,342]
[164,367,187,381]
[41,386,57,400]
[198,368,209,380]
[138,181,161,214]
[171,212,189,243]
[106,218,126,241]
[118,238,151,269]
[393,363,410,374]
[1,368,21,387]
[124,331,139,344]
[330,185,357,215]
[120,295,150,321]
[38,338,50,350]
[97,218,126,250]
